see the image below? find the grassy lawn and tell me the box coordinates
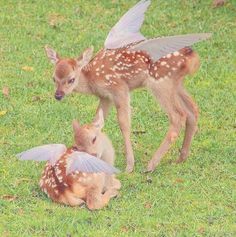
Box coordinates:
[0,0,235,236]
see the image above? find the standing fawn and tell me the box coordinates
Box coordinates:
[18,111,121,210]
[45,0,211,172]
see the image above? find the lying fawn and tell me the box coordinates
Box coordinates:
[18,111,121,210]
[45,0,211,172]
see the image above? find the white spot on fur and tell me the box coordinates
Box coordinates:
[58,176,63,182]
[105,74,112,81]
[166,54,171,58]
[172,67,177,71]
[161,61,167,66]
[96,72,100,76]
[173,51,180,56]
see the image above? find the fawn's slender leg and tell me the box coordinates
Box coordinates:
[147,80,186,172]
[96,97,112,119]
[176,88,198,163]
[114,92,134,173]
[61,190,85,206]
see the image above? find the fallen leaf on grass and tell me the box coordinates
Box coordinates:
[121,226,129,233]
[144,202,152,209]
[32,96,41,102]
[0,110,7,116]
[2,86,9,97]
[212,0,226,8]
[1,195,18,201]
[14,178,31,186]
[22,66,34,72]
[198,227,205,234]
[26,82,35,88]
[2,231,10,237]
[18,208,24,215]
[174,178,184,183]
[133,130,146,135]
[48,13,65,28]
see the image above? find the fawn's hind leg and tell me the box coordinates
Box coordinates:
[60,190,85,207]
[176,87,198,163]
[147,79,186,172]
[86,174,118,210]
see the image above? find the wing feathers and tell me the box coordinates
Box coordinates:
[17,144,67,165]
[66,152,120,175]
[131,33,212,61]
[104,0,151,49]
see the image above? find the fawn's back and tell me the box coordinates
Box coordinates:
[82,45,200,95]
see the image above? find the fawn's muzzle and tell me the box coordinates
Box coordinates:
[55,91,65,101]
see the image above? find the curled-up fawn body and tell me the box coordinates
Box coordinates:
[17,146,120,210]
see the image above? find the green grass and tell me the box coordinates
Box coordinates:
[0,0,235,236]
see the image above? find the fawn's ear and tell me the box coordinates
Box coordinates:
[45,46,60,64]
[77,46,94,68]
[93,109,104,130]
[72,120,80,133]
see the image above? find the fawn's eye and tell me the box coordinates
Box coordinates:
[68,78,75,84]
[92,137,97,144]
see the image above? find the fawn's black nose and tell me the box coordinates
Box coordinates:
[55,92,64,101]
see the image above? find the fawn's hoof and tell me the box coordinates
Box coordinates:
[175,157,187,164]
[146,161,157,173]
[176,151,188,164]
[125,164,134,173]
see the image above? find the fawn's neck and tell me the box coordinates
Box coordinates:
[74,71,92,94]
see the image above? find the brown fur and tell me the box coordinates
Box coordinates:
[45,44,200,172]
[55,59,76,79]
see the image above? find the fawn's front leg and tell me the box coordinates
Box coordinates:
[114,92,134,173]
[96,97,112,119]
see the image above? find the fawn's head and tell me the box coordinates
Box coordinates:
[45,46,94,100]
[72,110,104,157]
